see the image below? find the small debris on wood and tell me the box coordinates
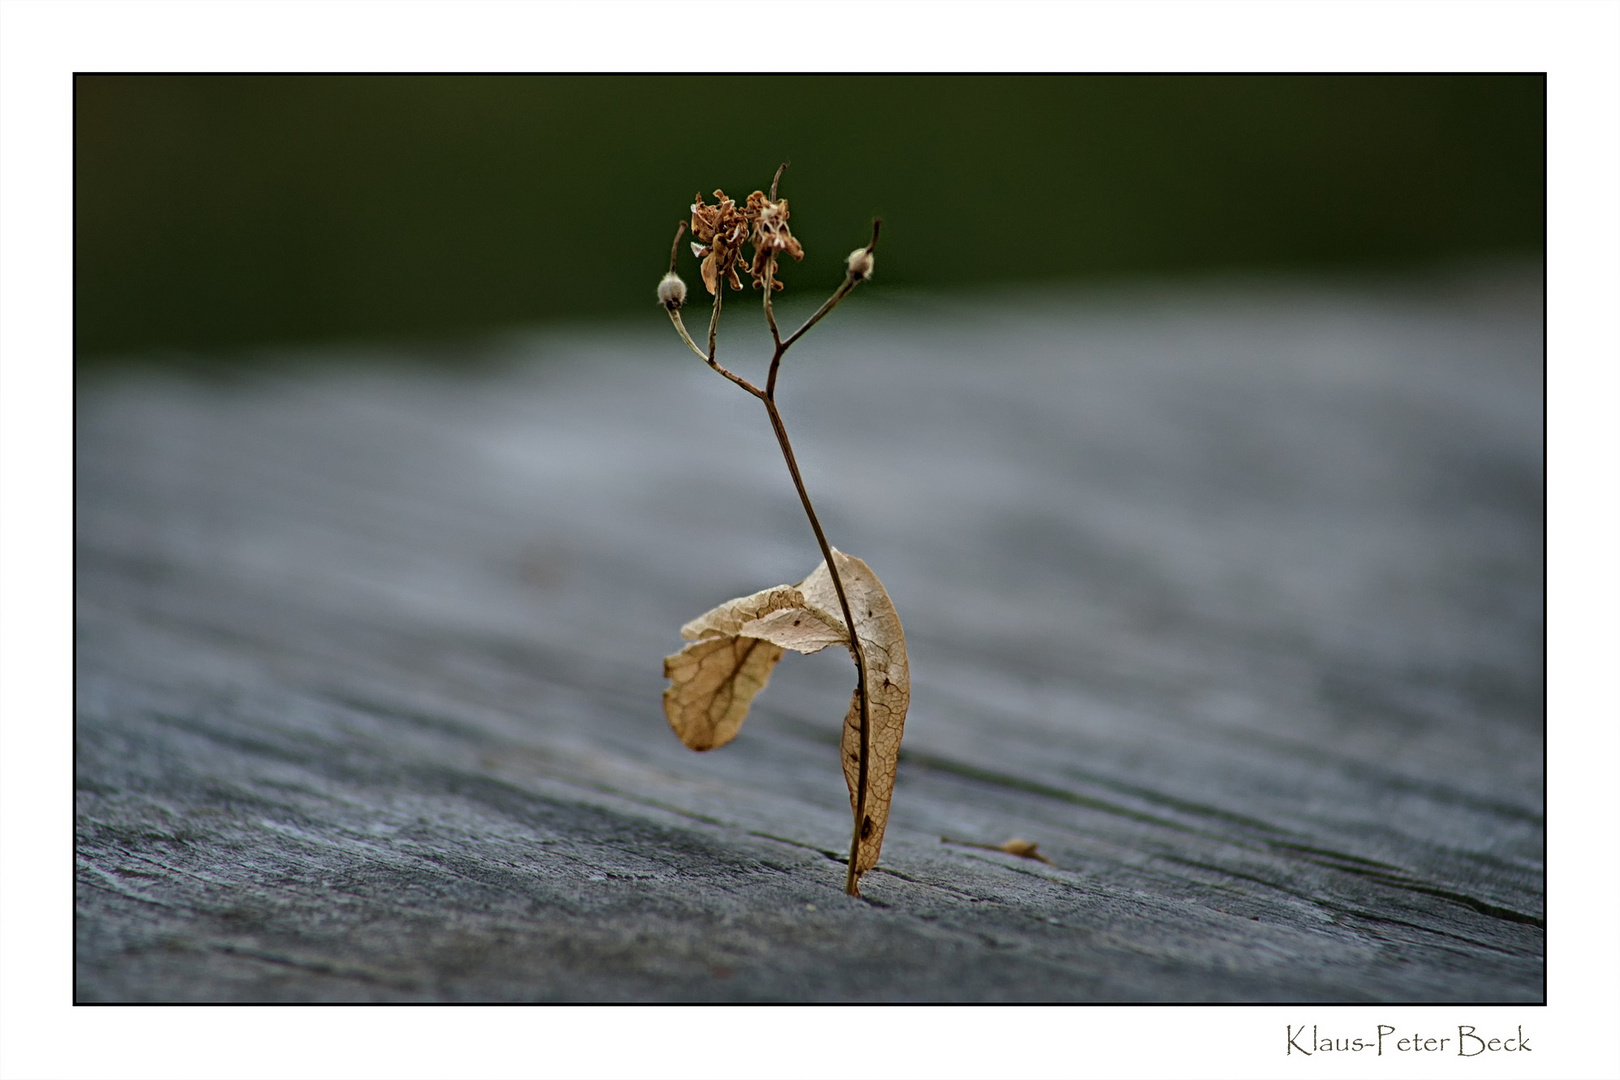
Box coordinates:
[942,836,1055,865]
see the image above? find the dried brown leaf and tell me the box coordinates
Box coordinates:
[662,550,910,887]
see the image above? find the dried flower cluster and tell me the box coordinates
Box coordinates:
[745,190,804,290]
[688,191,748,295]
[689,187,805,296]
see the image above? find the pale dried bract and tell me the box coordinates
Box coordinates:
[663,550,910,887]
[663,584,844,752]
[794,551,910,877]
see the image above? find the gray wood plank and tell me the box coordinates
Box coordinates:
[75,271,1543,1001]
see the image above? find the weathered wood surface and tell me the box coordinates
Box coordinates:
[75,272,1544,1002]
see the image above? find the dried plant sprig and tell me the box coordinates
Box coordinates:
[659,164,902,897]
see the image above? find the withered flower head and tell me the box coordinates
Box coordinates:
[689,190,749,295]
[745,190,804,291]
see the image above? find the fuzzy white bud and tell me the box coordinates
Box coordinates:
[657,271,687,310]
[845,248,875,283]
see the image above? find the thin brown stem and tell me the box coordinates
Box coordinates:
[779,218,882,350]
[706,280,724,361]
[668,309,708,361]
[667,221,687,273]
[762,254,782,349]
[704,282,765,396]
[668,308,761,398]
[663,217,764,397]
[759,393,871,896]
[780,280,855,351]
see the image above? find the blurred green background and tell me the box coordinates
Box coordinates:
[75,74,1543,364]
